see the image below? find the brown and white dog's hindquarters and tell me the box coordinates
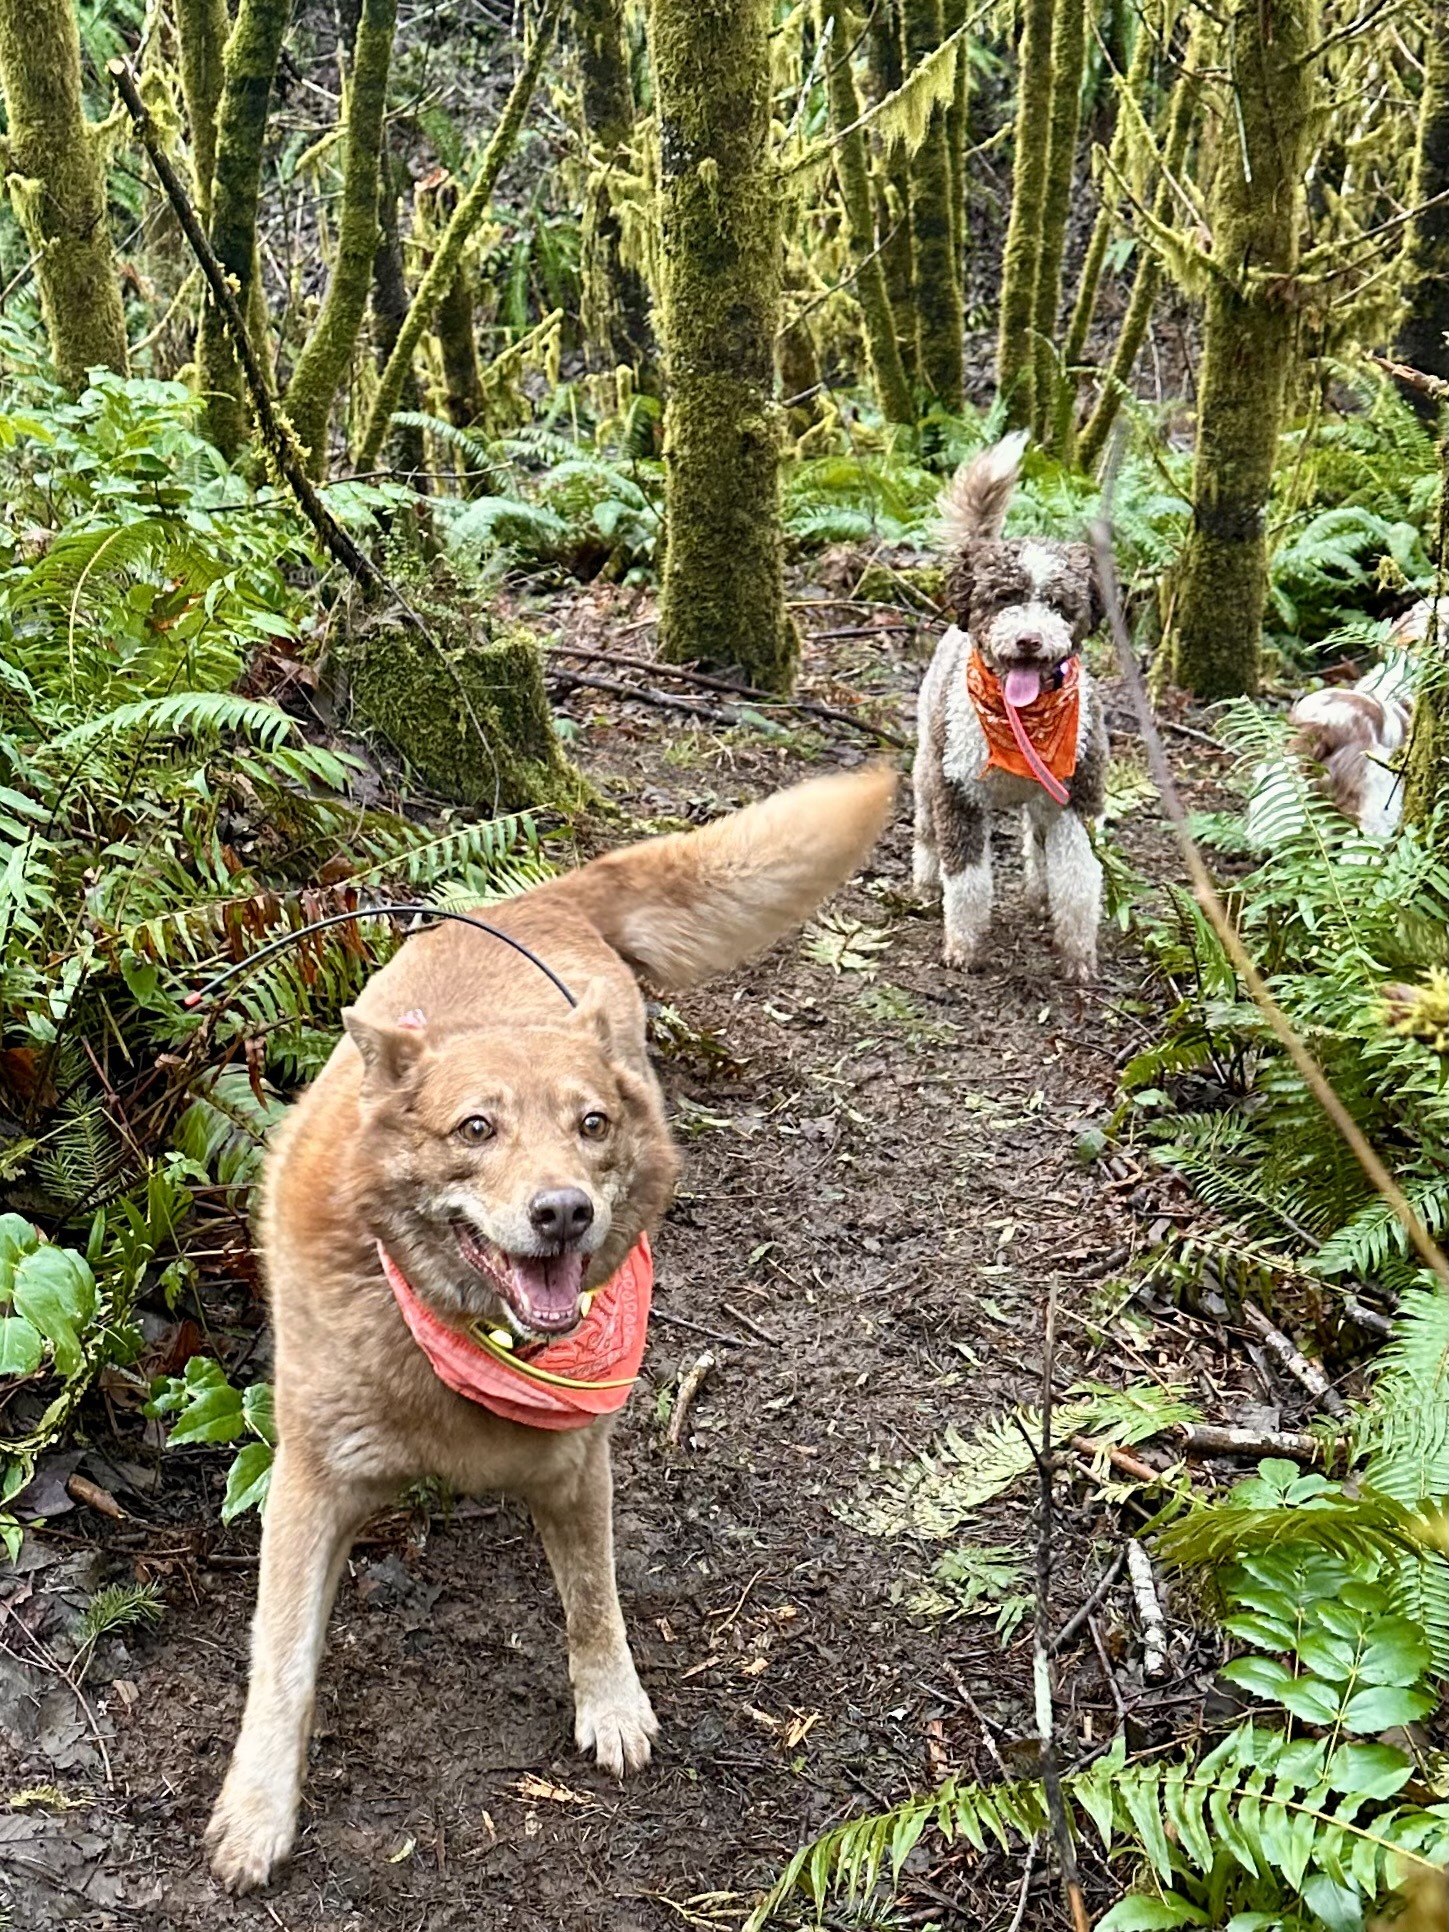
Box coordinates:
[205,767,895,1894]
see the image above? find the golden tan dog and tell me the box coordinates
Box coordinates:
[205,767,895,1891]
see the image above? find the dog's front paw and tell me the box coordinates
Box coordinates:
[206,1773,297,1894]
[574,1662,658,1778]
[1057,951,1096,985]
[942,939,982,971]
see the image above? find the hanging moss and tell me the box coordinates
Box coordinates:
[284,0,396,478]
[1029,0,1087,440]
[867,1,917,380]
[1078,27,1203,470]
[356,3,559,470]
[1173,0,1315,700]
[821,0,913,425]
[196,0,292,457]
[175,0,229,221]
[995,0,1055,427]
[572,0,655,381]
[902,0,963,410]
[0,0,128,389]
[650,0,795,691]
[344,613,583,814]
[1395,12,1449,419]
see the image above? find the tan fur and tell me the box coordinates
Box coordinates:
[205,767,895,1893]
[935,428,1029,552]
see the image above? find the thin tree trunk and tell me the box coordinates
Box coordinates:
[285,0,396,478]
[197,0,292,457]
[369,132,426,485]
[572,0,654,379]
[942,0,968,289]
[868,0,916,382]
[1395,7,1449,417]
[903,0,963,410]
[822,0,913,425]
[435,260,484,428]
[1173,0,1315,700]
[0,0,128,388]
[175,0,228,221]
[1031,0,1088,441]
[356,1,559,470]
[996,0,1055,427]
[651,0,793,690]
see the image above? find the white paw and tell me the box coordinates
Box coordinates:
[205,1772,298,1894]
[1057,950,1096,984]
[574,1664,658,1778]
[942,939,981,971]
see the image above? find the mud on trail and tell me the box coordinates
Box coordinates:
[0,600,1231,1930]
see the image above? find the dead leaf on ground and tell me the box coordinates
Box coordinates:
[511,1773,593,1807]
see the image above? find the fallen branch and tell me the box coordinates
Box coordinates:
[1177,1422,1338,1463]
[1242,1303,1349,1419]
[721,1300,782,1345]
[1049,1548,1126,1657]
[1343,1297,1395,1338]
[1363,351,1449,401]
[1126,1539,1168,1679]
[1070,1434,1164,1486]
[666,1349,717,1447]
[550,666,743,730]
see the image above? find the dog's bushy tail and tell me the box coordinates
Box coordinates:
[557,766,896,990]
[936,429,1028,550]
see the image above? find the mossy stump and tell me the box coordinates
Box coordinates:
[345,618,581,814]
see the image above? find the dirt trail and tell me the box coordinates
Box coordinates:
[1,606,1194,1930]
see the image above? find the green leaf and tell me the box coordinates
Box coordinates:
[149,1357,245,1445]
[0,1213,40,1302]
[1297,1630,1359,1682]
[241,1381,276,1446]
[1340,1683,1435,1731]
[1326,1742,1413,1801]
[1098,1896,1210,1931]
[1223,1612,1298,1651]
[11,1246,96,1378]
[0,1316,44,1377]
[1221,1656,1298,1702]
[221,1440,274,1523]
[1356,1618,1431,1686]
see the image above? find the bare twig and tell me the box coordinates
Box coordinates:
[550,666,744,730]
[1069,1434,1164,1486]
[1363,351,1449,401]
[1049,1549,1126,1657]
[1241,1303,1349,1419]
[650,1307,750,1350]
[666,1350,717,1447]
[941,1657,1011,1778]
[1088,1614,1129,1723]
[1091,438,1448,1287]
[720,1301,782,1345]
[1006,1836,1041,1932]
[1343,1298,1395,1339]
[1126,1539,1168,1679]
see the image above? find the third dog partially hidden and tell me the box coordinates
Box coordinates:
[913,432,1109,981]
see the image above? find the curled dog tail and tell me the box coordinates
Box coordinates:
[936,429,1029,550]
[559,766,896,990]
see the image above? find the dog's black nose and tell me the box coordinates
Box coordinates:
[529,1188,594,1244]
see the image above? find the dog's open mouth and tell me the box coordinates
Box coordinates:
[1002,663,1065,708]
[453,1220,585,1337]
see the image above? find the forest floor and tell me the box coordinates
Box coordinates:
[0,583,1291,1932]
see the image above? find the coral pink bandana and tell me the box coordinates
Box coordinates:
[379,1235,652,1431]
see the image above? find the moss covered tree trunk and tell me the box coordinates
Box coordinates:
[572,0,654,379]
[435,261,484,428]
[868,0,917,383]
[197,0,292,457]
[902,0,963,410]
[1395,9,1449,418]
[370,133,426,484]
[1077,25,1203,469]
[0,0,128,389]
[284,0,395,477]
[995,0,1055,427]
[942,0,968,287]
[175,0,229,221]
[650,0,793,690]
[822,0,913,424]
[1030,0,1087,441]
[1172,0,1314,700]
[356,1,559,469]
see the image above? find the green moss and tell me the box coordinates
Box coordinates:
[853,560,944,607]
[434,259,485,430]
[821,0,913,425]
[345,614,584,814]
[197,0,292,457]
[285,0,396,477]
[867,1,917,381]
[903,0,962,410]
[995,0,1055,428]
[1030,0,1087,440]
[1173,0,1314,700]
[175,0,229,221]
[651,0,795,691]
[0,0,128,389]
[1395,16,1449,415]
[573,0,656,380]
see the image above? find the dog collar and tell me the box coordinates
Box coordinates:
[964,644,1080,805]
[379,1234,653,1431]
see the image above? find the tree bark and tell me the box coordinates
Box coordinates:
[369,132,426,485]
[435,259,484,429]
[355,1,559,470]
[943,0,968,288]
[821,0,913,425]
[1173,0,1314,700]
[902,0,963,410]
[651,0,793,690]
[1031,0,1088,441]
[0,0,128,389]
[1077,24,1203,470]
[867,0,916,382]
[1395,7,1449,418]
[175,0,229,222]
[995,0,1055,428]
[285,0,396,478]
[197,0,292,457]
[572,0,655,379]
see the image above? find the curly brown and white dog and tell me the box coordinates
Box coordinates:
[912,432,1109,981]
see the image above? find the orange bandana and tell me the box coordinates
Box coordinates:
[965,648,1080,802]
[380,1235,652,1431]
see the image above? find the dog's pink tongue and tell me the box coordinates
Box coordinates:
[1004,666,1043,708]
[509,1250,585,1331]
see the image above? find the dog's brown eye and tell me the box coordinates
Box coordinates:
[456,1115,494,1144]
[580,1110,610,1141]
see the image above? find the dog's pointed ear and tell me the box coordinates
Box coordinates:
[343,1008,427,1090]
[568,979,617,1052]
